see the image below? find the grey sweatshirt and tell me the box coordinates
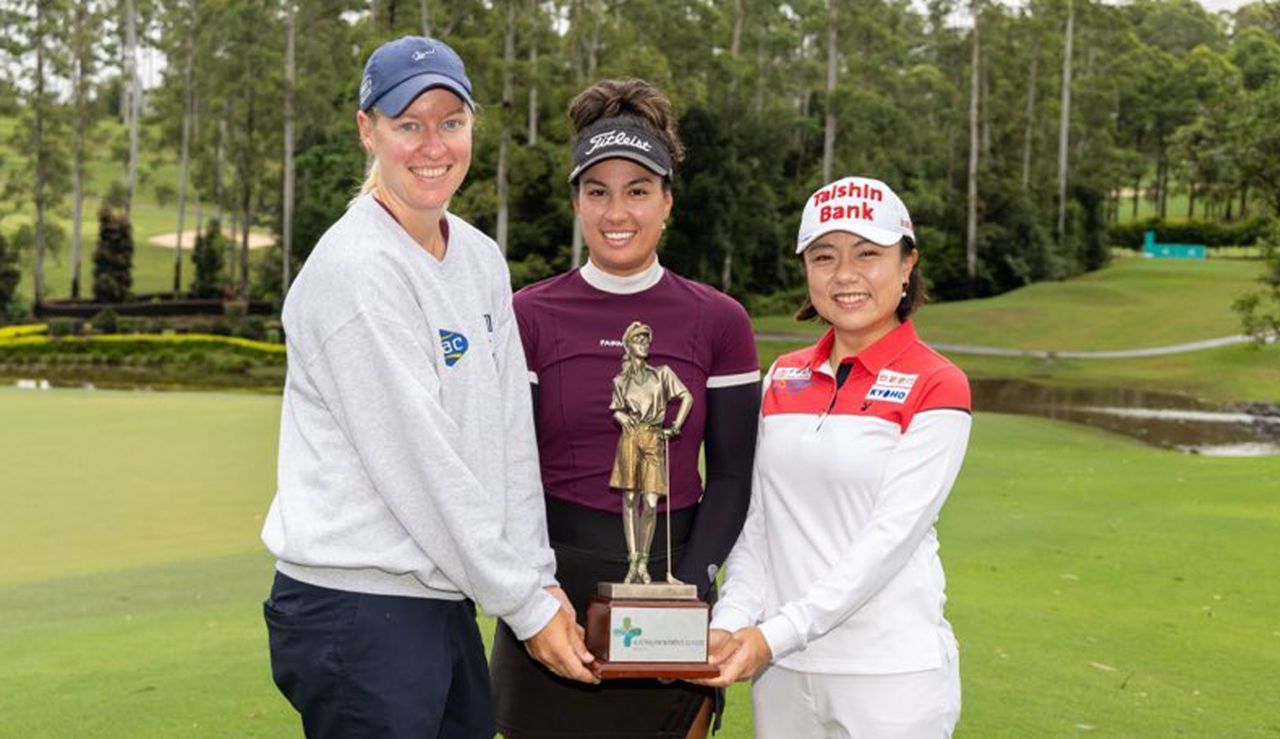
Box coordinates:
[261,194,559,640]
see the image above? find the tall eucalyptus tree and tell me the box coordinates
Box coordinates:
[68,0,106,299]
[1057,0,1074,245]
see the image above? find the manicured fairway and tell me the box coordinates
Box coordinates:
[755,257,1280,403]
[756,257,1267,352]
[2,388,1278,737]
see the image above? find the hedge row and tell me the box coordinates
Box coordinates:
[0,334,285,382]
[0,324,46,340]
[0,338,282,391]
[1108,218,1273,249]
[0,326,288,390]
[0,333,284,355]
[34,311,283,342]
[36,297,275,318]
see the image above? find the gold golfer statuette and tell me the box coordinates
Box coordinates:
[608,321,693,585]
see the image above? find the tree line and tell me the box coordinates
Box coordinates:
[3,0,1280,315]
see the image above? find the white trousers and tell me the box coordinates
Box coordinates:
[751,647,960,739]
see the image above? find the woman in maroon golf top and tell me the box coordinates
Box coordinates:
[489,79,761,739]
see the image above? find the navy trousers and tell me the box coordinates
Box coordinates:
[264,572,495,739]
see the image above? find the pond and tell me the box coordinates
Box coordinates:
[972,379,1280,457]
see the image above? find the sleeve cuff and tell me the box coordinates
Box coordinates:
[758,613,805,661]
[709,604,755,633]
[503,589,561,641]
[538,568,559,589]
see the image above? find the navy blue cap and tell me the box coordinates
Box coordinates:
[359,36,474,116]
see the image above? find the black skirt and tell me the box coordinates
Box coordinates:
[491,497,719,739]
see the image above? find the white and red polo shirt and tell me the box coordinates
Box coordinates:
[711,320,972,675]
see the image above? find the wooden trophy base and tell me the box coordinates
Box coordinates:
[592,660,721,680]
[585,587,720,680]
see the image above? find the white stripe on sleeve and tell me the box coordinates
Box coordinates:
[706,369,762,388]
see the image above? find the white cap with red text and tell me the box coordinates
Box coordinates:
[795,176,915,254]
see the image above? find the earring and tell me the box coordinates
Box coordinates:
[901,283,908,299]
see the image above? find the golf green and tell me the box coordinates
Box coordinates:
[2,387,1277,737]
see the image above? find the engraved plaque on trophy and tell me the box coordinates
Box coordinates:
[585,322,719,680]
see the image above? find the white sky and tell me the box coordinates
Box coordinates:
[1196,0,1256,11]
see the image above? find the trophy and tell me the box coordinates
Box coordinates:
[584,322,719,679]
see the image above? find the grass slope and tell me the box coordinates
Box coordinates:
[756,257,1266,352]
[3,389,1279,736]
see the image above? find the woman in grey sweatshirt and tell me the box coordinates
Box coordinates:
[260,35,596,739]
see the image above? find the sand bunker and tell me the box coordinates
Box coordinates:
[148,230,274,250]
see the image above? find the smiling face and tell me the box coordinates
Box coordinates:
[803,230,918,359]
[357,88,472,219]
[573,158,673,276]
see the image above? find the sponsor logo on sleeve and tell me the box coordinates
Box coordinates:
[439,329,469,367]
[865,369,917,404]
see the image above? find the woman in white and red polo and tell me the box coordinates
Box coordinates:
[696,176,972,738]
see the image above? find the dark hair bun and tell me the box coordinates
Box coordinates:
[568,79,685,164]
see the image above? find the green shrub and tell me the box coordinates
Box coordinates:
[236,316,267,341]
[746,285,808,317]
[509,253,555,290]
[0,229,19,314]
[1109,218,1273,249]
[192,220,228,299]
[48,318,82,337]
[91,308,120,334]
[92,206,134,302]
[5,296,31,323]
[1233,222,1280,342]
[223,300,249,320]
[116,317,149,334]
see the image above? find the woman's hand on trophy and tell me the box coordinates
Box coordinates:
[661,424,681,439]
[525,608,599,684]
[706,629,739,667]
[667,629,739,685]
[691,626,771,687]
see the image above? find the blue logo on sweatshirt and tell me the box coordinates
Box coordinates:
[440,330,469,366]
